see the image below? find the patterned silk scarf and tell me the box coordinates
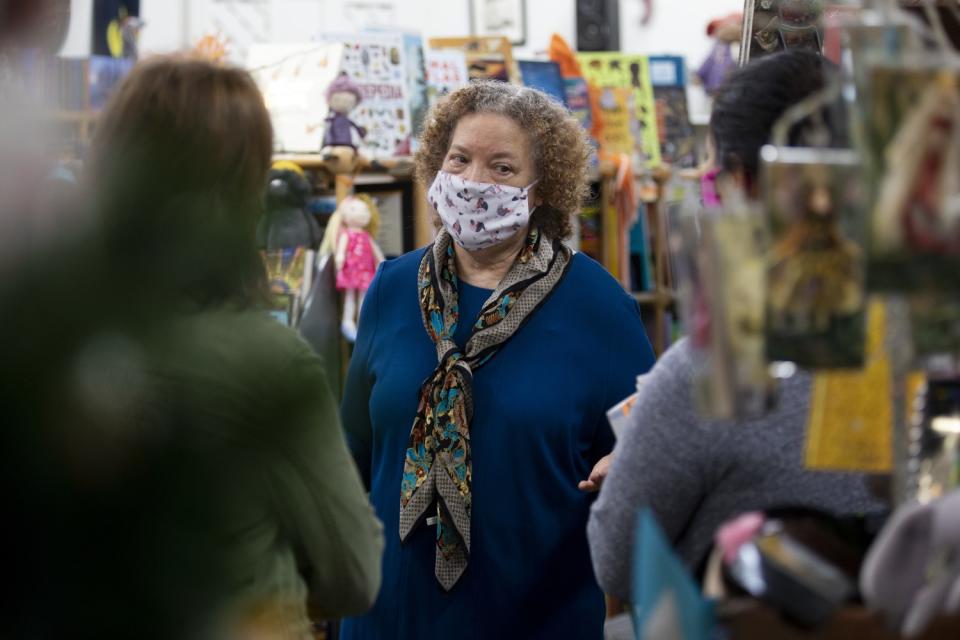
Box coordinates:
[399,226,572,590]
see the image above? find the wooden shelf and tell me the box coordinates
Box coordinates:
[272,153,415,177]
[633,290,675,306]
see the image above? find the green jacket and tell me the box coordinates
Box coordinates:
[144,309,383,637]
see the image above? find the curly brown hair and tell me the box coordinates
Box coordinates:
[414,81,591,240]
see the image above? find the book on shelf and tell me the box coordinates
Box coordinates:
[577,53,662,169]
[424,49,469,106]
[88,55,135,110]
[629,201,654,292]
[368,29,429,153]
[328,31,414,158]
[428,36,517,83]
[648,55,697,169]
[578,193,603,264]
[517,60,568,106]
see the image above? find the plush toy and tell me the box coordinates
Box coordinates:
[323,72,367,152]
[321,194,384,342]
[697,13,742,96]
[257,160,320,250]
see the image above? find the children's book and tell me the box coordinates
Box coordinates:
[428,36,517,83]
[647,55,697,169]
[320,31,413,158]
[577,53,662,168]
[517,59,567,106]
[424,49,469,106]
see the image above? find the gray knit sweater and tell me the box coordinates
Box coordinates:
[587,337,886,601]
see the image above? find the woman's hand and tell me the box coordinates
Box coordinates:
[578,454,613,492]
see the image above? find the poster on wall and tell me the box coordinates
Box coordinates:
[92,0,140,58]
[577,52,662,168]
[470,0,527,46]
[320,31,413,158]
[425,49,470,106]
[248,43,345,153]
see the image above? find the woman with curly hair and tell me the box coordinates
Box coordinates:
[340,81,655,639]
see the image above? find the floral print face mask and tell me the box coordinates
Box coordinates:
[428,170,538,252]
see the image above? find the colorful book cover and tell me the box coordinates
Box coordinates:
[247,43,344,153]
[579,195,603,263]
[629,201,653,292]
[369,29,428,153]
[88,55,134,111]
[648,55,697,169]
[402,32,429,152]
[424,49,469,106]
[428,36,516,83]
[324,31,413,158]
[596,86,635,157]
[517,59,567,106]
[632,509,713,640]
[577,52,662,168]
[563,76,593,132]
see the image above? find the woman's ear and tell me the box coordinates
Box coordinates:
[529,185,543,208]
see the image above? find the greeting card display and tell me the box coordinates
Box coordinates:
[860,63,960,292]
[697,200,776,419]
[761,146,868,368]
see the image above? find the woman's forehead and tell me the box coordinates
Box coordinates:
[449,112,530,154]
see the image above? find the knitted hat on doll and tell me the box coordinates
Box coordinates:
[325,72,363,104]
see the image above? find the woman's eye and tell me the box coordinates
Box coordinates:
[495,164,513,175]
[448,154,467,165]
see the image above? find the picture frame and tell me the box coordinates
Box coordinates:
[354,182,415,258]
[469,0,527,47]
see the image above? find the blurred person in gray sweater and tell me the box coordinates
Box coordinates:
[585,51,887,601]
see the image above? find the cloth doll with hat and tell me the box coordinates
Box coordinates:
[323,72,367,152]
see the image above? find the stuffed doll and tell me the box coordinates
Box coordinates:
[322,72,367,152]
[322,194,384,342]
[697,13,741,96]
[257,160,321,250]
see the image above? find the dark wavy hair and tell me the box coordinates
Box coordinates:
[710,50,842,185]
[415,81,591,240]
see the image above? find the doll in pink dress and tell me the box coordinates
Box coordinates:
[329,195,384,342]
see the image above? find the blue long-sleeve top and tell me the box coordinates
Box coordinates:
[340,247,655,640]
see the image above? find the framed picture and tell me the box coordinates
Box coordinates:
[470,0,527,47]
[354,182,415,259]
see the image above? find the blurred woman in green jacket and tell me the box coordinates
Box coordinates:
[77,55,384,637]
